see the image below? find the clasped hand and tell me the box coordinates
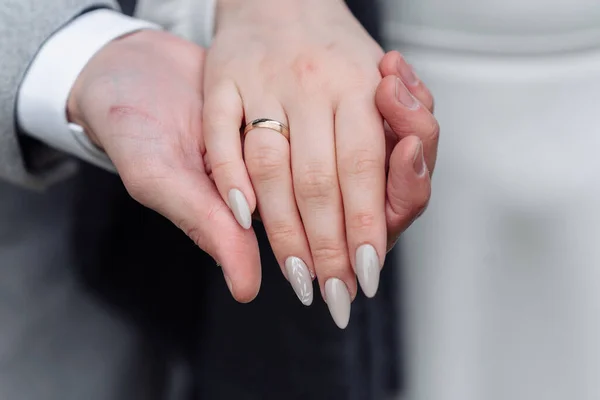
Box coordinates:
[67,1,439,328]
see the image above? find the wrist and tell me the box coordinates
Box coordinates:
[215,0,346,30]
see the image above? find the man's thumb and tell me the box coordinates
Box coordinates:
[125,169,262,303]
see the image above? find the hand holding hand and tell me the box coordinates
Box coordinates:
[67,30,262,302]
[66,26,440,330]
[377,51,438,250]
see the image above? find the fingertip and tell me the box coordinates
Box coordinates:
[379,50,402,77]
[230,271,261,304]
[376,75,420,126]
[228,188,254,230]
[218,236,262,303]
[230,277,262,304]
[377,52,435,113]
[202,194,261,303]
[324,277,352,329]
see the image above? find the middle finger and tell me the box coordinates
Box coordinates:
[289,99,355,329]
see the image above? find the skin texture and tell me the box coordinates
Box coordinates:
[67,28,438,310]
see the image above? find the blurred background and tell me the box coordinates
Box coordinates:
[382,1,600,399]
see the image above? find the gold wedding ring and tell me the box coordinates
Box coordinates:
[242,118,290,141]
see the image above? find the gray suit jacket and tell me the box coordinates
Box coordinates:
[0,2,167,399]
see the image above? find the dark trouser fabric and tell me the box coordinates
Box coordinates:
[89,1,399,399]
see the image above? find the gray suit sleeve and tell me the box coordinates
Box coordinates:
[0,1,120,190]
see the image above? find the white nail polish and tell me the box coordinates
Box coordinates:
[285,257,313,306]
[228,189,252,229]
[325,278,351,329]
[355,244,381,298]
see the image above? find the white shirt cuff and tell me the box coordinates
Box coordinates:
[17,9,162,172]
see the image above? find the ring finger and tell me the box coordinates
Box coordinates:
[243,99,316,307]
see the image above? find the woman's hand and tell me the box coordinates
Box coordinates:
[203,0,400,328]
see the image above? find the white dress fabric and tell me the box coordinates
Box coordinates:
[382,1,600,399]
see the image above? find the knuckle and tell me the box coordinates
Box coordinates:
[340,62,381,92]
[347,211,377,232]
[385,110,413,133]
[336,73,376,96]
[267,220,300,245]
[291,53,320,79]
[245,145,286,181]
[311,239,347,265]
[295,164,337,202]
[387,187,416,218]
[209,157,237,181]
[339,150,382,180]
[290,52,325,91]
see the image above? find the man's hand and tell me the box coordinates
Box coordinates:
[67,30,262,303]
[376,51,438,250]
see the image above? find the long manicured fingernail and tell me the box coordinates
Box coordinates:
[325,278,351,329]
[395,78,419,110]
[355,244,381,298]
[413,140,427,177]
[285,257,313,306]
[228,189,252,229]
[397,57,420,86]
